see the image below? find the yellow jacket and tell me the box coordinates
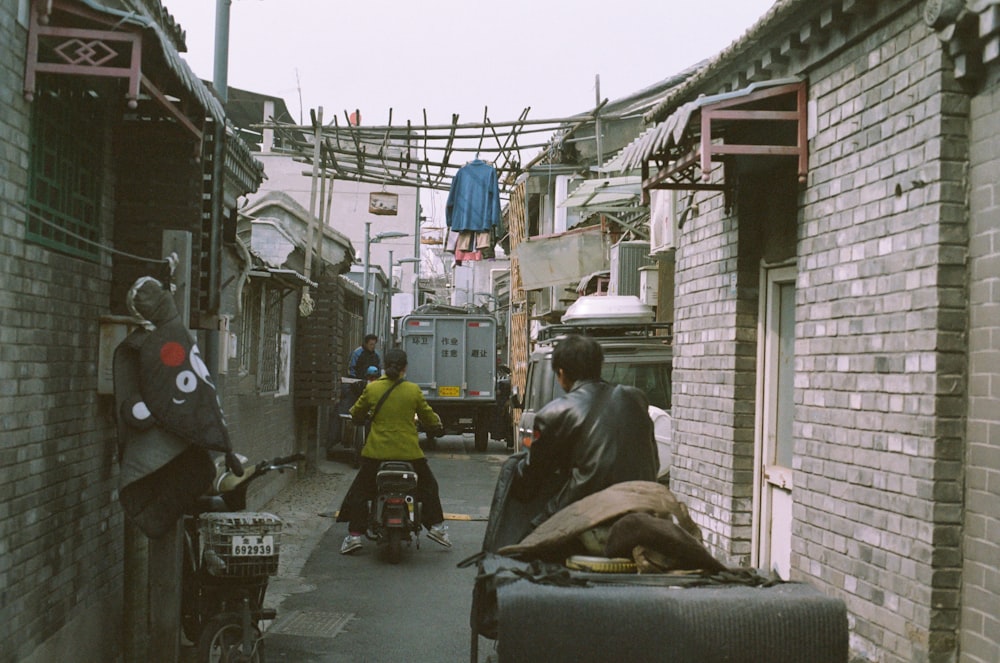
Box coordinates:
[349,376,441,460]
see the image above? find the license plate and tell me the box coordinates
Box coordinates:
[438,386,460,397]
[231,535,274,556]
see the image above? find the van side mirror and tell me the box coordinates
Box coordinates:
[509,387,523,410]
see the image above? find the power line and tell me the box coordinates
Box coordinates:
[5,199,170,265]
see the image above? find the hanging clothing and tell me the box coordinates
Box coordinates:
[446,159,502,232]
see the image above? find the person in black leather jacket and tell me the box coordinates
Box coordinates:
[512,333,659,528]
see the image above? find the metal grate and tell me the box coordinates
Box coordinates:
[199,512,282,578]
[240,281,261,372]
[258,288,283,393]
[268,611,354,638]
[26,82,108,261]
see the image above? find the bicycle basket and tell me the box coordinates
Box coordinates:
[199,512,282,577]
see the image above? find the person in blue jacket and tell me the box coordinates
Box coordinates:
[349,334,382,379]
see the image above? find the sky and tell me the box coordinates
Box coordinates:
[164,0,777,128]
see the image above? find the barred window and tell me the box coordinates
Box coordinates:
[26,81,108,260]
[240,279,285,394]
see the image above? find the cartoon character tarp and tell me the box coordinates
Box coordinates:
[114,276,243,538]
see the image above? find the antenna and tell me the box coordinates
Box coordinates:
[296,68,304,125]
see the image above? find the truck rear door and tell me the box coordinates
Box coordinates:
[401,315,496,402]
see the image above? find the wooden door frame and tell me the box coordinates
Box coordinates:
[752,261,796,573]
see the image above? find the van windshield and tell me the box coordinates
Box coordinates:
[547,361,672,410]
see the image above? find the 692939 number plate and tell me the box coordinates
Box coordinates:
[230,535,274,556]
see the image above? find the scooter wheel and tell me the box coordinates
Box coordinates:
[197,612,264,662]
[386,528,403,564]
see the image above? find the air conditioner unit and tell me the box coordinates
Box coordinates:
[609,241,653,297]
[532,286,554,316]
[649,189,679,252]
[639,266,659,305]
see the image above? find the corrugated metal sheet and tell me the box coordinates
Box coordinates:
[609,78,801,173]
[558,176,642,209]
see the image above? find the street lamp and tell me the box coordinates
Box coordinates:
[363,221,407,332]
[384,254,422,346]
[395,255,422,310]
[394,256,422,309]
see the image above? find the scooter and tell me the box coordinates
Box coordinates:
[367,460,423,564]
[181,453,303,662]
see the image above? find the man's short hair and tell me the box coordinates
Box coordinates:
[552,334,602,382]
[363,333,378,343]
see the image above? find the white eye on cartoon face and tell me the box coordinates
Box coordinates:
[174,370,199,402]
[189,345,215,387]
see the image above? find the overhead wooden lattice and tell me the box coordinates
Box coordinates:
[263,104,607,195]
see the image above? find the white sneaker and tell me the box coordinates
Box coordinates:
[340,534,363,554]
[427,523,452,548]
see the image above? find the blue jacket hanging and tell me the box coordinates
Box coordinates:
[446,159,502,232]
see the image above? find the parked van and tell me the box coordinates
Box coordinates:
[511,296,673,480]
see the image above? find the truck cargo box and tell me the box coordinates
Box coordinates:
[400,312,499,451]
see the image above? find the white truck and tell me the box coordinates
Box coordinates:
[399,307,499,451]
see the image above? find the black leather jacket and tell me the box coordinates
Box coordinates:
[514,378,658,526]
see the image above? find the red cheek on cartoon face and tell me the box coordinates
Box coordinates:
[161,342,186,367]
[159,341,200,405]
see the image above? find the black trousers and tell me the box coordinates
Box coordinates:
[339,457,445,534]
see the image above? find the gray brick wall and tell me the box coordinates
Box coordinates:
[1,5,123,662]
[794,14,965,663]
[670,187,758,567]
[961,82,1000,663]
[671,4,975,663]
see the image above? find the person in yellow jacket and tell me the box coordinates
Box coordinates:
[338,348,452,554]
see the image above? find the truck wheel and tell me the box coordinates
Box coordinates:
[474,413,490,452]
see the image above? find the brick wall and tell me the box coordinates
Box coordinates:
[961,79,1000,663]
[795,12,967,663]
[1,5,123,662]
[669,186,753,565]
[670,3,977,662]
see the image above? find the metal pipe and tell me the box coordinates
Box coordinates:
[362,221,372,330]
[213,0,231,104]
[414,187,421,308]
[387,249,394,348]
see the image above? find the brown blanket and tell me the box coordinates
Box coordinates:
[605,512,727,573]
[497,480,703,560]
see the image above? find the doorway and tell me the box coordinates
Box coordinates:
[753,264,796,579]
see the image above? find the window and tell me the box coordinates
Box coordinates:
[26,81,108,260]
[602,361,672,410]
[240,280,285,393]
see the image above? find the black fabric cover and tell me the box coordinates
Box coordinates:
[118,444,215,539]
[137,316,232,453]
[481,452,553,554]
[471,453,556,639]
[496,576,848,663]
[113,277,227,538]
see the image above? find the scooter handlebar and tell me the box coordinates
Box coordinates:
[271,453,306,467]
[215,453,306,494]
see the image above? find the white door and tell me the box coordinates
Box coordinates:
[753,265,796,579]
